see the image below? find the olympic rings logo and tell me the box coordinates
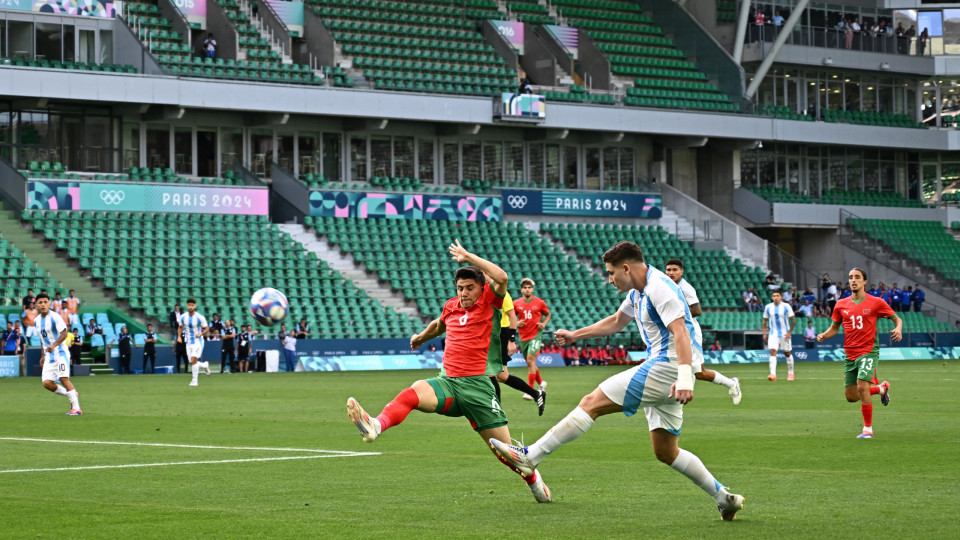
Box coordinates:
[506,195,528,208]
[99,190,126,205]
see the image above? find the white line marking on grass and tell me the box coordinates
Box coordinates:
[0,437,370,454]
[0,453,380,474]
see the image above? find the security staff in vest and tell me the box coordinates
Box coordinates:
[143,324,157,374]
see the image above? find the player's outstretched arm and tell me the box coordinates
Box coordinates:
[817,322,841,342]
[448,239,508,296]
[555,310,632,346]
[411,318,446,350]
[889,314,903,342]
[666,317,694,404]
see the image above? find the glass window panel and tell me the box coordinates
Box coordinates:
[298,132,318,179]
[349,136,366,181]
[443,142,458,184]
[323,132,341,181]
[78,29,95,64]
[462,142,481,180]
[603,147,618,187]
[370,136,390,178]
[85,115,112,172]
[585,147,600,190]
[563,146,578,188]
[846,152,862,191]
[863,160,879,192]
[63,26,74,63]
[173,127,192,175]
[393,136,414,179]
[528,143,544,185]
[506,142,524,183]
[146,124,169,170]
[221,127,242,173]
[620,147,634,187]
[276,133,294,174]
[545,144,560,186]
[757,147,775,188]
[8,21,34,59]
[99,30,113,65]
[880,161,896,193]
[921,164,938,203]
[36,23,61,62]
[197,128,216,177]
[482,142,502,183]
[741,148,758,188]
[417,139,434,183]
[123,121,139,171]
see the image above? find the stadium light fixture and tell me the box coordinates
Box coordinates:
[822,57,834,65]
[880,63,892,71]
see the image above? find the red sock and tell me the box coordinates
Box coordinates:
[528,373,536,387]
[376,388,419,432]
[861,403,873,428]
[535,370,543,385]
[869,385,881,395]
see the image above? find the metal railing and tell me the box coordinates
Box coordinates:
[746,24,934,56]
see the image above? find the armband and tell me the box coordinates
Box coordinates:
[675,364,695,392]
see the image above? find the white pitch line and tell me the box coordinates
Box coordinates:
[0,453,380,474]
[0,437,368,454]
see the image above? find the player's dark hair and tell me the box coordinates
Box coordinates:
[850,267,867,281]
[772,289,783,295]
[35,292,50,301]
[665,258,684,269]
[520,278,535,288]
[454,266,485,286]
[602,241,644,266]
[186,298,197,304]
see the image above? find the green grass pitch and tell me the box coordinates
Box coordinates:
[1,360,957,539]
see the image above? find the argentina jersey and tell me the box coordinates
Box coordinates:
[763,302,794,337]
[179,312,209,345]
[619,266,702,363]
[677,278,703,349]
[36,311,69,360]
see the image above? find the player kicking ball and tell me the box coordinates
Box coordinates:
[817,267,901,439]
[346,240,552,503]
[490,242,743,520]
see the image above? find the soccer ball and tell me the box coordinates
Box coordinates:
[250,288,289,326]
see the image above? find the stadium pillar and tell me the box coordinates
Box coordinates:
[745,0,810,100]
[732,0,752,64]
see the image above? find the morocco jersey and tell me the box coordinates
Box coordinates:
[440,283,504,377]
[832,295,896,360]
[514,295,549,342]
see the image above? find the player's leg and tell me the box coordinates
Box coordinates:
[59,375,81,412]
[481,425,552,503]
[347,379,441,442]
[767,334,778,380]
[650,428,743,520]
[784,338,795,380]
[491,367,632,473]
[497,364,544,411]
[696,368,741,405]
[189,353,200,386]
[852,354,887,437]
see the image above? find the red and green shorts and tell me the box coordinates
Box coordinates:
[844,352,879,387]
[426,374,508,431]
[519,332,543,358]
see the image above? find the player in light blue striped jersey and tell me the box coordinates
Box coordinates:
[762,290,796,381]
[491,241,744,521]
[35,292,82,415]
[178,299,210,387]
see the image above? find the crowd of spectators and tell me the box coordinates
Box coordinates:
[745,273,926,317]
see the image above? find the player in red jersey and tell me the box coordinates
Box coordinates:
[513,278,551,398]
[345,240,552,502]
[817,267,902,439]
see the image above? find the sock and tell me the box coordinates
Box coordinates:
[711,372,735,389]
[523,469,538,486]
[376,387,419,432]
[869,385,881,395]
[504,375,539,397]
[490,377,501,403]
[769,356,777,377]
[200,361,209,369]
[861,403,873,429]
[192,363,199,382]
[67,389,79,409]
[670,448,728,504]
[53,385,68,396]
[535,370,543,385]
[786,357,794,375]
[527,372,536,388]
[527,407,595,466]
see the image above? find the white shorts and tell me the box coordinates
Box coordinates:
[25,326,38,338]
[186,341,204,359]
[766,334,792,352]
[41,353,71,382]
[598,357,702,436]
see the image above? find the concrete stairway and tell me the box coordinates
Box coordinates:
[278,224,424,320]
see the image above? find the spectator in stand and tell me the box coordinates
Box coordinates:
[839,283,852,300]
[597,345,613,366]
[203,33,217,59]
[143,324,157,374]
[889,283,902,311]
[65,290,81,326]
[912,284,925,312]
[899,286,914,312]
[765,272,779,291]
[825,280,839,315]
[867,283,879,297]
[296,317,309,339]
[844,17,854,49]
[57,301,72,329]
[820,273,832,299]
[85,317,102,336]
[771,9,784,37]
[563,345,579,366]
[801,287,817,305]
[282,330,298,372]
[918,27,929,55]
[744,287,762,312]
[21,301,38,339]
[782,287,794,307]
[905,25,916,53]
[220,320,236,373]
[517,78,533,94]
[111,326,134,375]
[798,298,815,318]
[69,328,82,366]
[2,321,19,356]
[51,292,63,313]
[753,7,765,42]
[169,304,182,335]
[804,320,817,349]
[613,344,628,364]
[21,289,35,310]
[209,313,224,335]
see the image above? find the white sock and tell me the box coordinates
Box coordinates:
[67,389,79,409]
[53,385,68,396]
[527,407,594,467]
[786,357,794,375]
[769,356,777,377]
[192,363,199,382]
[670,448,728,504]
[200,361,209,369]
[711,372,735,389]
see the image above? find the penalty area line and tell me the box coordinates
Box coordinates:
[0,437,367,455]
[0,453,381,474]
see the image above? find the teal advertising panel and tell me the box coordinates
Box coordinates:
[265,0,303,25]
[27,181,269,215]
[0,356,20,377]
[309,190,501,221]
[501,189,662,218]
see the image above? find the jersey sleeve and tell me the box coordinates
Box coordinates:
[53,313,67,333]
[539,298,549,314]
[501,292,514,313]
[831,304,843,324]
[177,313,185,326]
[619,290,637,318]
[875,298,896,318]
[681,280,700,306]
[762,305,770,319]
[199,314,209,329]
[483,283,504,309]
[786,304,795,318]
[648,280,686,326]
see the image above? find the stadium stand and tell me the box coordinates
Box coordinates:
[697,310,954,334]
[21,211,421,337]
[542,222,764,310]
[822,109,928,129]
[0,237,59,300]
[18,163,246,185]
[0,57,136,73]
[847,219,960,284]
[316,0,516,95]
[745,187,924,208]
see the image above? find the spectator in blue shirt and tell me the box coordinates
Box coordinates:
[900,286,914,312]
[867,284,879,297]
[2,321,19,354]
[890,283,903,311]
[882,288,894,307]
[801,288,817,305]
[912,284,925,312]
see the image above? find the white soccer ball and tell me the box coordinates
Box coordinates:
[249,287,289,326]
